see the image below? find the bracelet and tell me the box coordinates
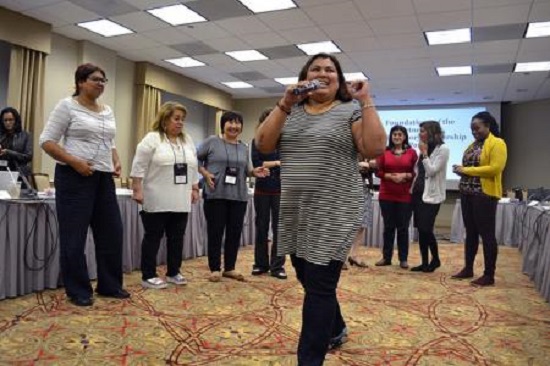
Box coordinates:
[276,101,291,115]
[361,103,375,109]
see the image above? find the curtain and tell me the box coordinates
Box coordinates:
[7,45,46,172]
[135,84,161,145]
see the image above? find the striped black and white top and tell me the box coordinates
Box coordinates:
[39,97,116,173]
[277,101,364,265]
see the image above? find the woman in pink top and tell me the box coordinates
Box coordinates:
[375,125,418,269]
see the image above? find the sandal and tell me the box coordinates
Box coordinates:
[222,270,245,281]
[209,271,222,282]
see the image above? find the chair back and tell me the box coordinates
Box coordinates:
[32,173,51,191]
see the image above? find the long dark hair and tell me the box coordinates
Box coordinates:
[0,107,23,134]
[298,53,352,104]
[387,125,411,150]
[73,63,106,96]
[419,120,444,156]
[472,111,500,137]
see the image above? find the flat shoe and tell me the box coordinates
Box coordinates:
[451,268,474,279]
[375,259,391,266]
[348,257,368,268]
[96,289,130,299]
[270,271,288,280]
[209,271,222,282]
[69,296,93,307]
[222,270,245,281]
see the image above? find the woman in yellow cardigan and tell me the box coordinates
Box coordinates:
[451,111,507,287]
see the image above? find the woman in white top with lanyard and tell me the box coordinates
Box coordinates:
[40,63,128,307]
[130,102,200,289]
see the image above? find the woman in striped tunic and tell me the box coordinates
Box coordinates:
[255,53,386,366]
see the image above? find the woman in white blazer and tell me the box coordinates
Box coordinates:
[410,121,449,272]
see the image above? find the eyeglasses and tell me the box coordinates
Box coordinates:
[88,76,108,84]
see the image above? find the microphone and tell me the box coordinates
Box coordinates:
[292,79,321,95]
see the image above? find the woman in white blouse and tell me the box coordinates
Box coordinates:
[130,102,199,289]
[40,63,128,307]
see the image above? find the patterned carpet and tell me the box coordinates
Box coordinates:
[1,244,549,365]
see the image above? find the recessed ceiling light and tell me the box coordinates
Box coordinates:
[222,81,254,89]
[514,61,550,72]
[237,0,297,13]
[436,66,472,76]
[344,72,368,80]
[77,19,133,37]
[296,41,341,55]
[425,28,471,45]
[147,4,207,26]
[165,57,205,68]
[525,21,550,38]
[274,77,298,85]
[225,50,268,62]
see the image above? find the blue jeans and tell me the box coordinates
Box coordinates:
[291,255,345,366]
[55,164,123,299]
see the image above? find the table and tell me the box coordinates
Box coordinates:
[516,205,550,302]
[450,199,520,246]
[0,195,255,300]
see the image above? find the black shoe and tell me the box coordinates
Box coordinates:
[451,268,474,279]
[348,257,368,268]
[426,259,441,273]
[96,289,130,299]
[328,327,348,350]
[251,267,269,276]
[375,258,391,266]
[410,264,428,272]
[69,296,93,307]
[271,270,288,280]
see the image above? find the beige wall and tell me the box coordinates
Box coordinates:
[233,97,279,143]
[0,7,50,53]
[502,98,550,190]
[114,58,136,177]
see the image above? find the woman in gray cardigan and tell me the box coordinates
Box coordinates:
[410,121,449,272]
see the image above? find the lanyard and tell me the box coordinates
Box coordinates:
[168,137,186,163]
[222,137,239,167]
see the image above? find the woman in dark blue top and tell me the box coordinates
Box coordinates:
[251,108,286,279]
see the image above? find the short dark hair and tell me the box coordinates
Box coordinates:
[0,107,22,134]
[298,53,352,104]
[387,125,411,150]
[73,63,106,96]
[220,110,243,132]
[472,111,500,137]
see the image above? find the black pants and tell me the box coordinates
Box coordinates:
[412,192,441,265]
[379,200,413,262]
[291,255,345,366]
[203,199,248,272]
[55,164,123,299]
[140,211,189,281]
[460,194,499,277]
[253,194,285,272]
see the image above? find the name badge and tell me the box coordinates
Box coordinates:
[224,167,239,185]
[174,163,188,184]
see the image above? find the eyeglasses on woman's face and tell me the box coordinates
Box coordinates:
[88,76,108,84]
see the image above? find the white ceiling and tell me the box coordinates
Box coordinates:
[1,0,550,106]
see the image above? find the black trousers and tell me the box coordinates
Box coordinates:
[253,194,285,272]
[460,194,499,277]
[55,164,123,299]
[203,199,248,272]
[412,192,441,265]
[379,200,413,262]
[140,211,189,281]
[291,255,345,366]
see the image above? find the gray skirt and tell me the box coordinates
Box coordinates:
[361,190,374,229]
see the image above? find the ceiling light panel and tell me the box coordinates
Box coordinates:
[436,66,472,76]
[147,4,207,26]
[525,21,550,38]
[425,28,471,45]
[296,41,342,55]
[274,77,298,85]
[344,72,369,80]
[165,57,206,68]
[514,61,550,72]
[222,81,254,88]
[77,19,133,37]
[225,50,268,61]
[237,0,297,13]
